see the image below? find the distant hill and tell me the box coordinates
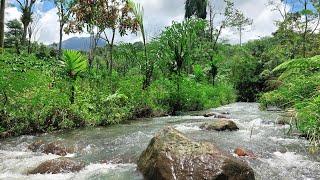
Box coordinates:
[61,37,106,51]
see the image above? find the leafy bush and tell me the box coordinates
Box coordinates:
[260,55,320,149]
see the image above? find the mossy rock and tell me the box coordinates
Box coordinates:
[28,140,75,156]
[137,126,255,180]
[200,119,239,131]
[28,157,84,174]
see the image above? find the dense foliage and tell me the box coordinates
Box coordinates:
[0,18,239,136]
[260,56,320,151]
[1,0,319,151]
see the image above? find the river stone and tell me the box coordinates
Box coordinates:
[235,148,247,156]
[204,112,230,119]
[43,141,74,156]
[234,148,256,158]
[28,157,84,174]
[203,112,217,117]
[137,126,255,180]
[28,140,74,156]
[200,119,239,131]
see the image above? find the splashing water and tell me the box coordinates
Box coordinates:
[0,103,319,179]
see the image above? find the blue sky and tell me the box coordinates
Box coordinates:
[287,0,316,12]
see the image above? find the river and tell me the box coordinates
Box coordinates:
[0,103,319,179]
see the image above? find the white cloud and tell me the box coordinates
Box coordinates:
[6,0,286,45]
[5,7,21,22]
[227,0,285,43]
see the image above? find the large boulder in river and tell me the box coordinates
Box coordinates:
[28,140,74,156]
[137,127,255,180]
[28,157,84,174]
[200,119,239,131]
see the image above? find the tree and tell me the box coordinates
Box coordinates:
[66,0,138,70]
[229,10,252,46]
[0,0,5,49]
[16,0,37,46]
[185,0,208,19]
[158,19,206,112]
[269,0,320,58]
[4,19,23,53]
[127,0,151,89]
[207,0,238,85]
[27,11,40,53]
[61,50,88,104]
[54,0,71,58]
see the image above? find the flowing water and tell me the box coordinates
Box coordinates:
[0,103,319,180]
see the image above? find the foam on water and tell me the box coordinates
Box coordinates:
[0,103,319,180]
[173,123,201,132]
[0,150,60,174]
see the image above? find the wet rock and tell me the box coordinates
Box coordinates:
[235,148,247,156]
[215,114,229,119]
[234,148,256,158]
[28,140,46,152]
[200,119,239,131]
[138,127,255,180]
[0,131,14,139]
[43,141,75,156]
[28,157,84,174]
[28,141,74,156]
[276,118,289,125]
[204,112,230,119]
[203,112,217,117]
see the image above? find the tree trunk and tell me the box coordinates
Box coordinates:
[58,23,63,58]
[70,83,75,104]
[58,3,64,59]
[142,35,151,90]
[0,0,5,50]
[303,0,308,58]
[27,27,32,53]
[239,25,242,46]
[22,23,28,46]
[109,28,116,75]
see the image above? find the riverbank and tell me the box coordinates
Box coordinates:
[0,51,236,139]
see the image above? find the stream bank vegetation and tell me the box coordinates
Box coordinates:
[0,0,319,151]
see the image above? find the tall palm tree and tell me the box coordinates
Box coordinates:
[127,0,151,90]
[0,0,5,50]
[185,0,208,19]
[16,0,36,45]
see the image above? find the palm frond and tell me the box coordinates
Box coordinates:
[62,50,88,78]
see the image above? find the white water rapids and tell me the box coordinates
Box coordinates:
[0,103,319,179]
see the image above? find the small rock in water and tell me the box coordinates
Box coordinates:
[28,140,45,152]
[28,140,74,156]
[200,119,239,131]
[28,157,84,174]
[138,127,255,180]
[203,112,217,117]
[203,112,230,119]
[0,131,14,139]
[215,114,229,119]
[234,148,256,158]
[235,148,247,156]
